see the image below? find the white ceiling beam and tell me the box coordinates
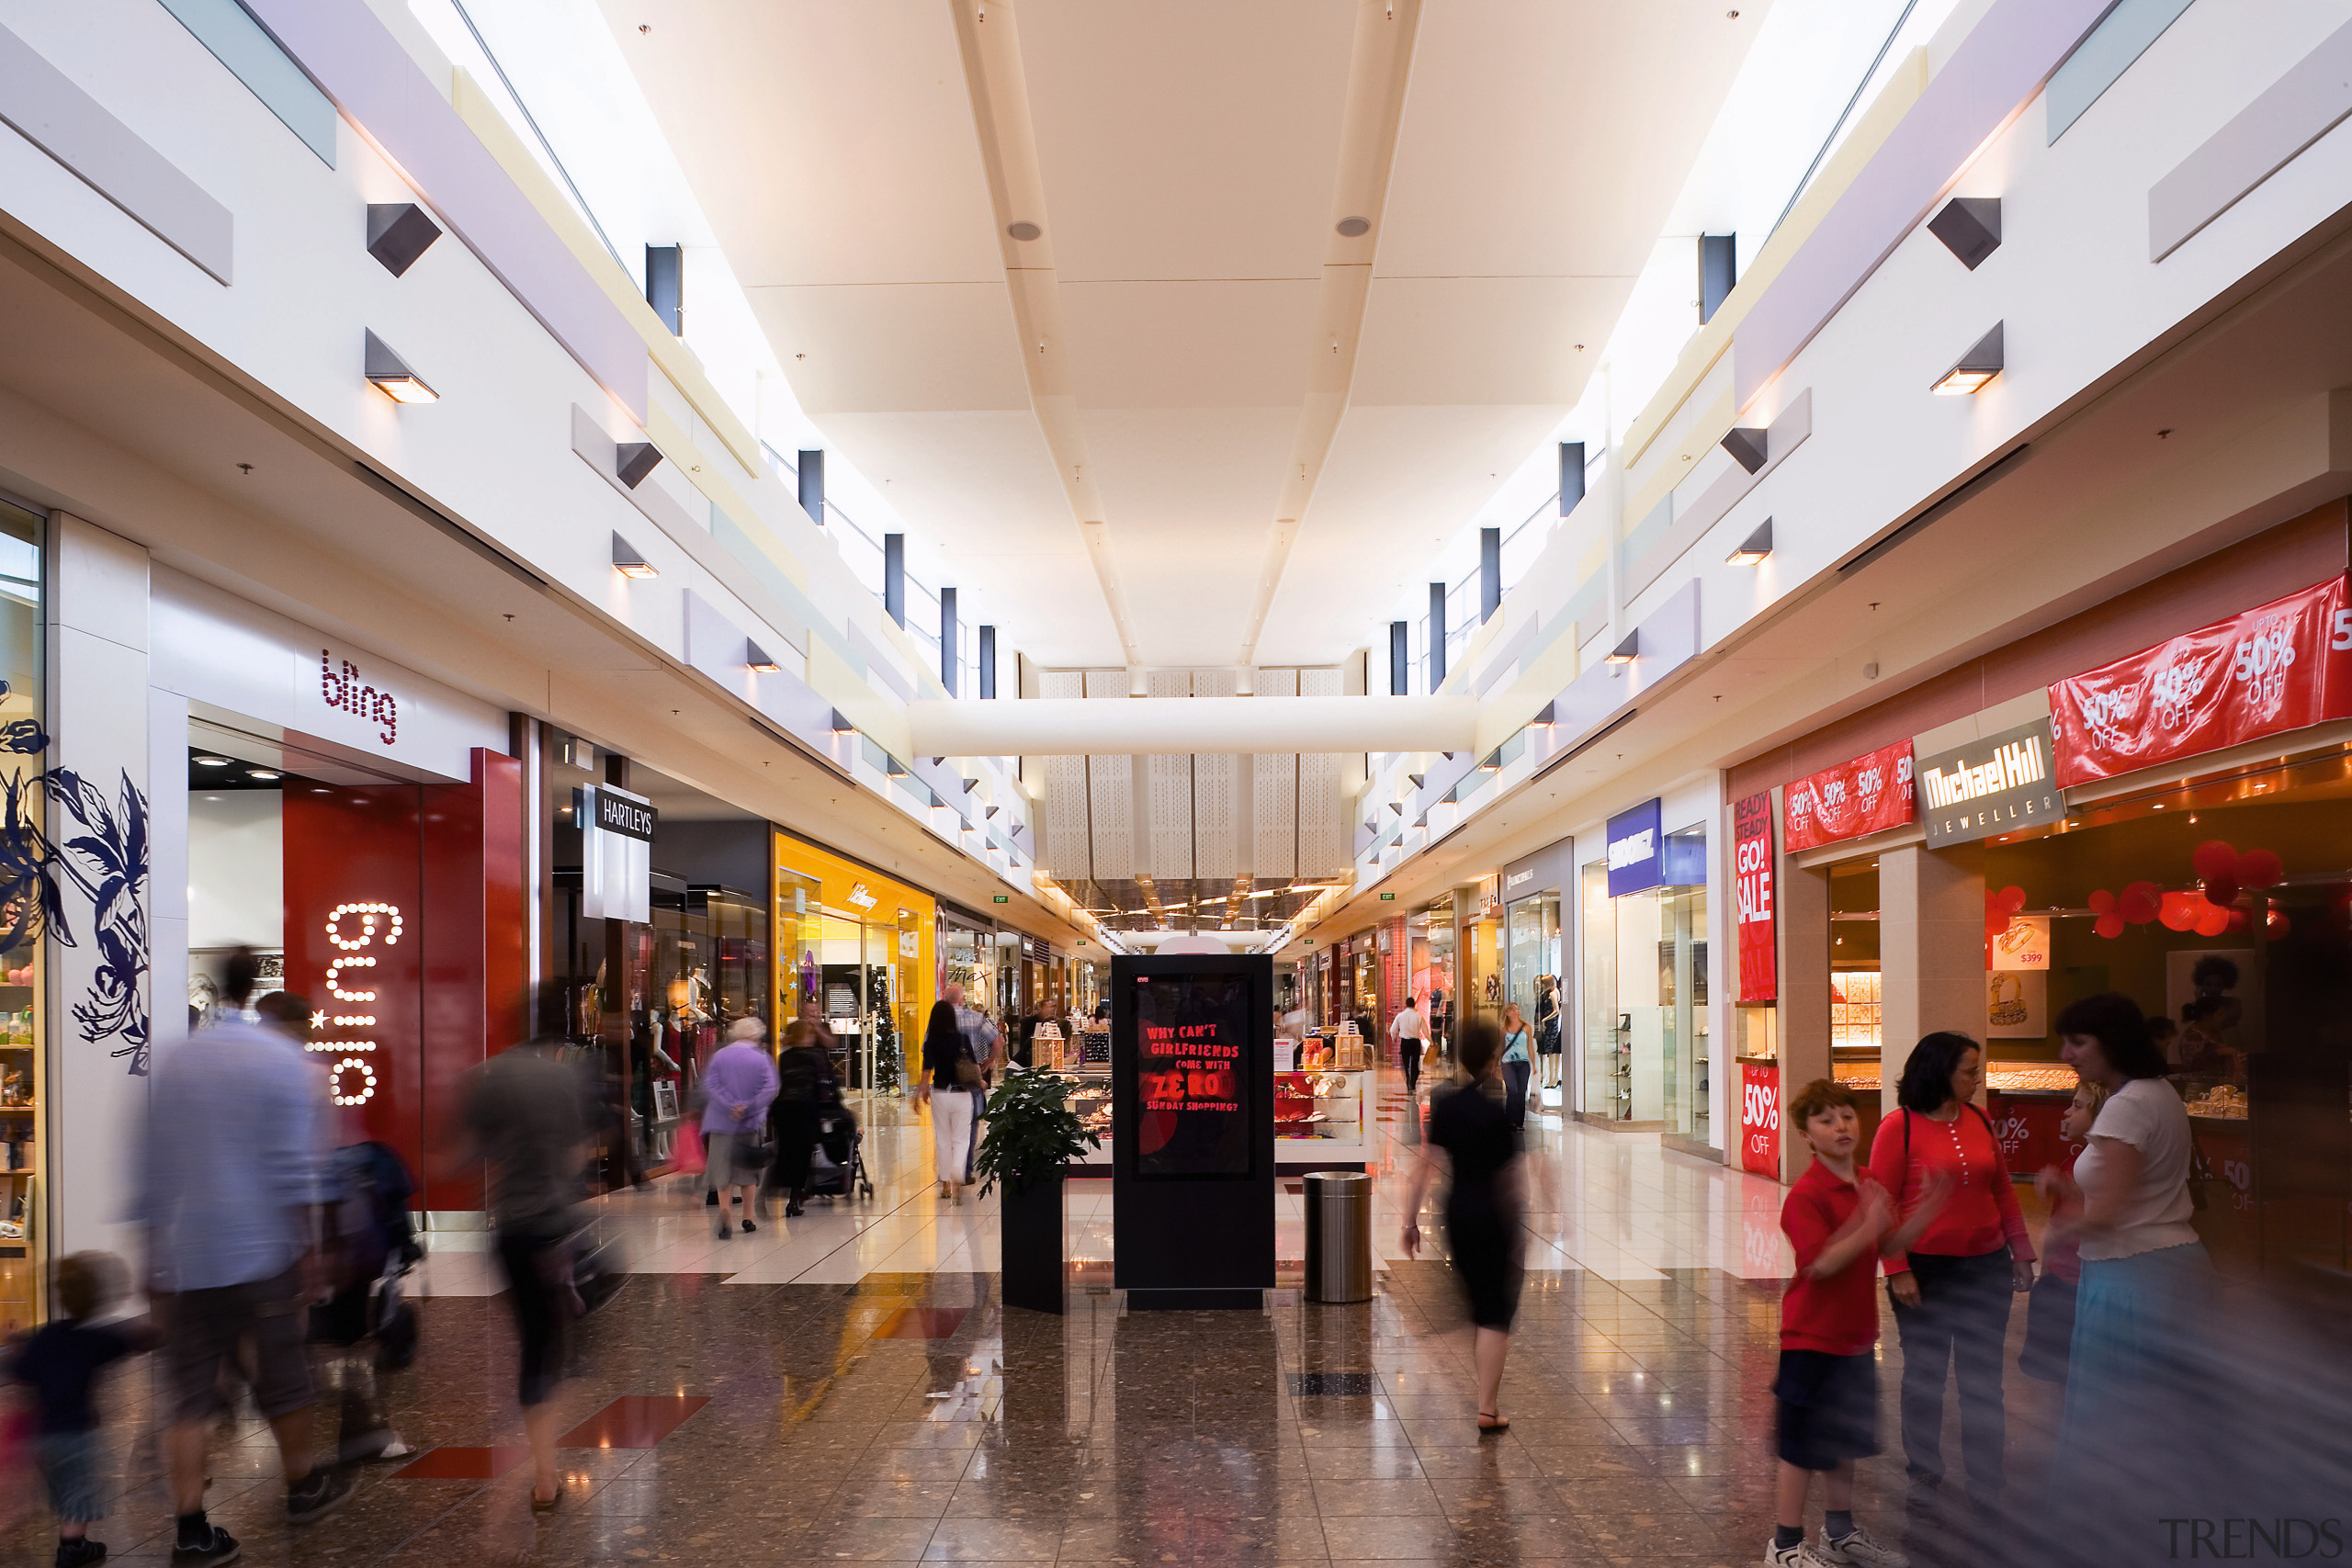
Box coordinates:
[908,694,1476,756]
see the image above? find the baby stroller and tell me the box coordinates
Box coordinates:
[803,1089,873,1201]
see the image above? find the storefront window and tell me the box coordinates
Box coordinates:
[1462,879,1502,1027]
[774,834,933,1099]
[644,880,768,1168]
[1582,828,1708,1132]
[1410,894,1455,1052]
[1507,891,1563,1100]
[1828,857,1883,1142]
[0,501,41,1330]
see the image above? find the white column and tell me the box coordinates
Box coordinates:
[47,515,152,1259]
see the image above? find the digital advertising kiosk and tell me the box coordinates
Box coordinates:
[1111,953,1276,1308]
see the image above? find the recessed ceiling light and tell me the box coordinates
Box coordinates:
[1007,221,1042,242]
[195,757,231,767]
[1336,217,1370,237]
[248,770,281,781]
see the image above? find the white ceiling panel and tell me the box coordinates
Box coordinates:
[1347,275,1629,409]
[1018,0,1354,284]
[1058,281,1319,409]
[601,0,1003,288]
[745,284,1032,413]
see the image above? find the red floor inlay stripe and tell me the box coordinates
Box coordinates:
[390,1446,532,1480]
[874,1306,969,1338]
[556,1394,711,1449]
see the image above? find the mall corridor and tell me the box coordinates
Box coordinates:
[8,1,2352,1565]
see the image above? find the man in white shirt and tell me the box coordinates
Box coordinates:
[1389,996,1426,1096]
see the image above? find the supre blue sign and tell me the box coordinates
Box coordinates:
[1605,798,1664,897]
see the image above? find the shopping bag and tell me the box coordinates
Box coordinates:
[673,1119,706,1176]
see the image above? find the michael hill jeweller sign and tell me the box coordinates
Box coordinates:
[1917,719,2062,847]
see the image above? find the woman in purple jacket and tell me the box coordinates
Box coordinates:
[701,1019,777,1238]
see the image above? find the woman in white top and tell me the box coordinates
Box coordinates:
[2049,991,2215,1533]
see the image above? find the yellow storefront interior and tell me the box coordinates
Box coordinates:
[772,832,935,1095]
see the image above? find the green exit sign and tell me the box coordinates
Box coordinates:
[1379,892,1396,901]
[993,894,1009,903]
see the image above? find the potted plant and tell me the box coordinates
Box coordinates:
[975,1069,1101,1314]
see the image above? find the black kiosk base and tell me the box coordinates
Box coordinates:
[1127,1288,1264,1311]
[1111,953,1276,1309]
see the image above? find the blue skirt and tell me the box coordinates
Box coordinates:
[2060,1241,2214,1458]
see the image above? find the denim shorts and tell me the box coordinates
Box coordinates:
[38,1429,104,1523]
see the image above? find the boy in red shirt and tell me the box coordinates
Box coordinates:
[1770,1079,1944,1568]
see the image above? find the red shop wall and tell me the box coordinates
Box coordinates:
[286,750,524,1215]
[283,782,425,1189]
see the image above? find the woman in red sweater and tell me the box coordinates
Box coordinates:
[1868,1031,2035,1522]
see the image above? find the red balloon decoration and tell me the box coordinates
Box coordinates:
[2093,912,2125,940]
[2160,893,2201,931]
[2192,840,2240,882]
[1996,885,2027,914]
[2224,908,2251,934]
[2120,882,2162,924]
[2235,849,2284,890]
[2194,904,2233,938]
[2202,876,2239,909]
[2088,889,2117,916]
[2267,908,2290,941]
[1985,911,2013,936]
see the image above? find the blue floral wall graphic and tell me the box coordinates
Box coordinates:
[0,721,152,1077]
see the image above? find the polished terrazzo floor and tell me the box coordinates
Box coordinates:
[1,1071,2099,1567]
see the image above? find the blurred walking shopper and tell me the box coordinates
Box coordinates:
[2048,993,2213,1544]
[1389,994,1427,1097]
[1400,1020,1523,1433]
[921,997,980,1201]
[6,1253,155,1568]
[699,1019,777,1237]
[458,1002,595,1512]
[132,949,353,1566]
[1867,1032,2033,1518]
[949,983,1001,1181]
[767,1000,836,1217]
[1498,1004,1532,1129]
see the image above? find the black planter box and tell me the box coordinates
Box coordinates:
[999,1175,1065,1314]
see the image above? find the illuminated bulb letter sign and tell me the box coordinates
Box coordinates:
[317,901,402,1106]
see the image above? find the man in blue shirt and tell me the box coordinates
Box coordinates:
[131,951,353,1564]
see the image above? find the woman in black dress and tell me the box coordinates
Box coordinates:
[1401,1018,1525,1432]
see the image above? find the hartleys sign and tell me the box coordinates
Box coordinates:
[2047,574,2352,787]
[1781,739,1916,852]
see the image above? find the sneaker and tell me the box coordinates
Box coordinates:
[170,1527,239,1568]
[286,1466,356,1524]
[56,1540,107,1567]
[1762,1540,1842,1568]
[1819,1523,1908,1568]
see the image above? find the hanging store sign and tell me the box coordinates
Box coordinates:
[1782,740,1916,852]
[576,784,652,922]
[1605,798,1664,897]
[2046,574,2352,788]
[1916,718,2062,847]
[1733,791,1776,1003]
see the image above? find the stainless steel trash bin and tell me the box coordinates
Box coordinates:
[1303,1170,1374,1303]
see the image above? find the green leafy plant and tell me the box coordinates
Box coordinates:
[975,1070,1100,1198]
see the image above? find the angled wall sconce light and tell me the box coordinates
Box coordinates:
[1726,517,1774,565]
[744,638,780,673]
[828,709,854,733]
[1934,322,2004,395]
[364,331,436,403]
[611,532,658,579]
[1927,197,2002,270]
[366,203,442,276]
[1531,702,1555,727]
[1720,426,1769,474]
[1607,632,1639,665]
[616,441,662,489]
